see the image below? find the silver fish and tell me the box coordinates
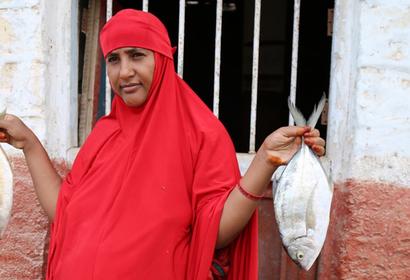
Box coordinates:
[274,95,333,270]
[0,107,13,237]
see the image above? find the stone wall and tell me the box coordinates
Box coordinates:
[0,0,76,278]
[0,157,68,279]
[323,0,410,278]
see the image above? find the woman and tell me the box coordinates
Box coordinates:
[0,9,325,279]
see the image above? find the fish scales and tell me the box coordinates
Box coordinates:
[274,94,333,271]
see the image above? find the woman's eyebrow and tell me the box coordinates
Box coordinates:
[107,53,119,59]
[125,48,144,54]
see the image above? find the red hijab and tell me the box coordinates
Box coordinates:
[47,9,257,279]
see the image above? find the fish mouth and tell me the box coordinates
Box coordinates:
[288,248,315,271]
[286,237,319,271]
[299,257,316,271]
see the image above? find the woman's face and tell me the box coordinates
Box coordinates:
[106,47,155,107]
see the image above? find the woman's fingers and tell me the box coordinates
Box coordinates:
[304,128,320,137]
[303,129,326,156]
[304,136,325,147]
[311,145,325,156]
[280,126,310,138]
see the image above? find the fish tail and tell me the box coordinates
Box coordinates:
[288,98,306,126]
[306,93,326,128]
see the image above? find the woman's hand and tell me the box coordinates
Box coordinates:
[218,126,325,248]
[303,127,326,156]
[261,126,326,166]
[0,114,38,151]
[0,113,61,221]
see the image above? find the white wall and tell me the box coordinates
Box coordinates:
[328,0,410,186]
[41,0,79,158]
[0,0,78,159]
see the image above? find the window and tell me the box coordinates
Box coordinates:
[77,0,333,154]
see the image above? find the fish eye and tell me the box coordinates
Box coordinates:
[296,252,304,260]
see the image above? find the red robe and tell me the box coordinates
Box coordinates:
[47,9,258,279]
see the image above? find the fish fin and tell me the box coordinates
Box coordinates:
[272,166,286,197]
[274,165,286,182]
[288,97,306,126]
[307,93,326,128]
[305,188,317,231]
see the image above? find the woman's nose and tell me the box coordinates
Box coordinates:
[119,60,134,79]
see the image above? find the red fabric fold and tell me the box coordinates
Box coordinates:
[47,9,258,280]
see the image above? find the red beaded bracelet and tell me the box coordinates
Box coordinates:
[236,184,265,201]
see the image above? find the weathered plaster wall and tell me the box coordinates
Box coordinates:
[328,0,410,185]
[41,0,78,158]
[323,0,410,278]
[0,0,76,278]
[0,0,46,155]
[0,157,68,280]
[0,0,78,159]
[319,181,410,279]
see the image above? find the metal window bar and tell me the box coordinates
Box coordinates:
[142,0,149,12]
[249,0,261,153]
[212,0,223,117]
[103,0,301,154]
[288,0,300,125]
[105,0,113,115]
[177,0,186,77]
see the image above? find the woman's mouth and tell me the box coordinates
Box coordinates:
[120,83,142,94]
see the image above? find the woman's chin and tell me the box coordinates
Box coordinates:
[122,97,146,107]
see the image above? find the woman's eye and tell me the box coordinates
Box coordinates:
[107,56,119,63]
[132,52,144,59]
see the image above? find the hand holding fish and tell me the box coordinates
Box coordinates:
[0,114,61,220]
[0,114,38,151]
[262,126,326,167]
[274,95,333,271]
[218,123,326,248]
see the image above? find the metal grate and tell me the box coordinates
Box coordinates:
[102,0,284,154]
